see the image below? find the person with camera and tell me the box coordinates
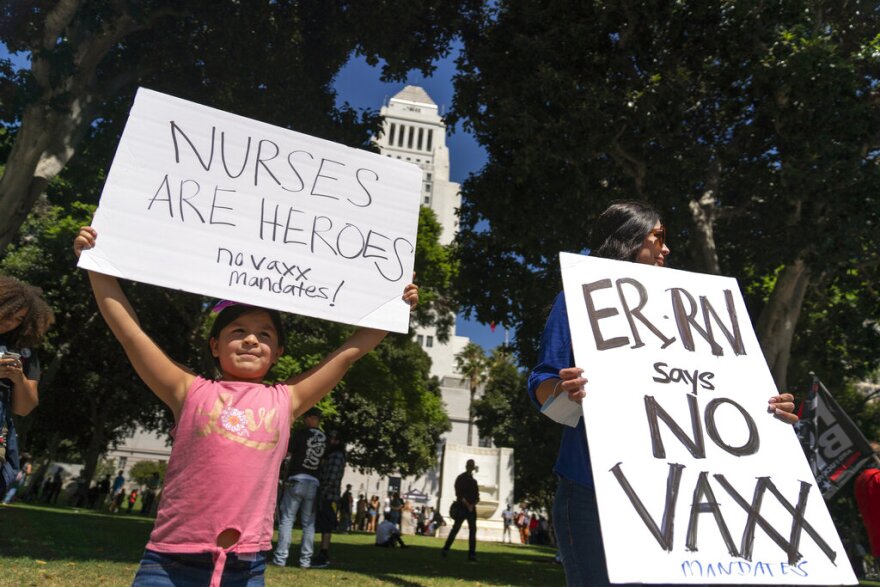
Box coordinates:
[0,276,53,497]
[440,459,480,561]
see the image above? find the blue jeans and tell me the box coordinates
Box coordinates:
[273,479,317,567]
[553,477,706,587]
[132,549,265,586]
[553,477,609,586]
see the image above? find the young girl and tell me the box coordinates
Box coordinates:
[74,226,418,587]
[0,276,54,496]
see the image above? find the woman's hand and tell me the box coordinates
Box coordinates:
[0,354,25,382]
[74,226,97,258]
[556,367,588,404]
[402,283,419,309]
[768,393,798,425]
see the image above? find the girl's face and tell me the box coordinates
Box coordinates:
[210,309,282,382]
[634,221,670,267]
[0,308,28,335]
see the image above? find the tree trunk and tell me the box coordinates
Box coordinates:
[688,192,722,275]
[467,384,476,446]
[0,2,152,249]
[21,430,61,501]
[755,258,811,391]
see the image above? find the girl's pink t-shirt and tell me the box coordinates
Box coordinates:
[147,376,291,556]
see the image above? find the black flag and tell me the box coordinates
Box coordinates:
[796,374,875,499]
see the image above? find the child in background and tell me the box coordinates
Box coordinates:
[74,227,418,587]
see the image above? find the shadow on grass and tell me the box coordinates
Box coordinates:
[269,533,564,586]
[1,505,564,585]
[0,503,153,562]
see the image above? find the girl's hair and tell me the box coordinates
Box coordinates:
[0,275,55,348]
[207,304,286,369]
[589,200,662,262]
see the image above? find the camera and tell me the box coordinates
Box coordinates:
[1,352,21,361]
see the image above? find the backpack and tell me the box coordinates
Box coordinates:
[515,511,526,527]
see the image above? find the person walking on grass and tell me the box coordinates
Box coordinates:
[441,459,480,561]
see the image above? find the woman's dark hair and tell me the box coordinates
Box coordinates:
[207,304,286,369]
[589,200,662,262]
[0,275,55,348]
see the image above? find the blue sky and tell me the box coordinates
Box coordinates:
[333,50,510,352]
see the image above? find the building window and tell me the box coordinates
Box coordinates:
[398,125,406,147]
[426,173,432,181]
[424,195,431,204]
[417,127,424,150]
[425,183,431,192]
[408,126,415,149]
[426,129,434,151]
[389,123,396,146]
[118,456,128,470]
[417,335,424,345]
[426,336,434,348]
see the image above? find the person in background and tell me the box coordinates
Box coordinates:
[528,200,799,586]
[0,276,54,497]
[856,442,880,578]
[440,459,480,561]
[375,512,407,548]
[367,495,380,533]
[355,493,367,531]
[274,407,326,569]
[128,488,140,513]
[312,429,346,569]
[501,503,514,543]
[339,483,353,533]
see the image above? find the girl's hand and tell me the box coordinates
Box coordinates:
[402,283,419,309]
[74,227,97,258]
[556,367,587,404]
[768,393,798,425]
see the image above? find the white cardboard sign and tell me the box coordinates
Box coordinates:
[79,88,422,332]
[559,252,856,585]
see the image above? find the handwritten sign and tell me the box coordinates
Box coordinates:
[560,252,856,585]
[78,88,422,332]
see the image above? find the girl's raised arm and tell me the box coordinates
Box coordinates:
[74,227,195,420]
[284,283,418,418]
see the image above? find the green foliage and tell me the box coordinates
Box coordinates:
[128,460,168,486]
[411,206,459,342]
[2,198,204,483]
[452,0,880,383]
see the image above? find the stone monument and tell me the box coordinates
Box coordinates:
[437,443,515,542]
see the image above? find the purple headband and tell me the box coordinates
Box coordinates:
[211,300,244,313]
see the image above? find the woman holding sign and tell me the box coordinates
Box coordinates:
[74,227,418,587]
[528,200,798,586]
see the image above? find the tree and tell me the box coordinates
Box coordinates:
[0,0,481,249]
[471,345,558,507]
[454,341,488,446]
[128,459,167,485]
[451,0,880,394]
[2,198,204,500]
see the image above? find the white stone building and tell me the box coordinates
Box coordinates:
[340,86,487,511]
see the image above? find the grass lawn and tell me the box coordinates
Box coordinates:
[3,503,879,586]
[0,503,563,586]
